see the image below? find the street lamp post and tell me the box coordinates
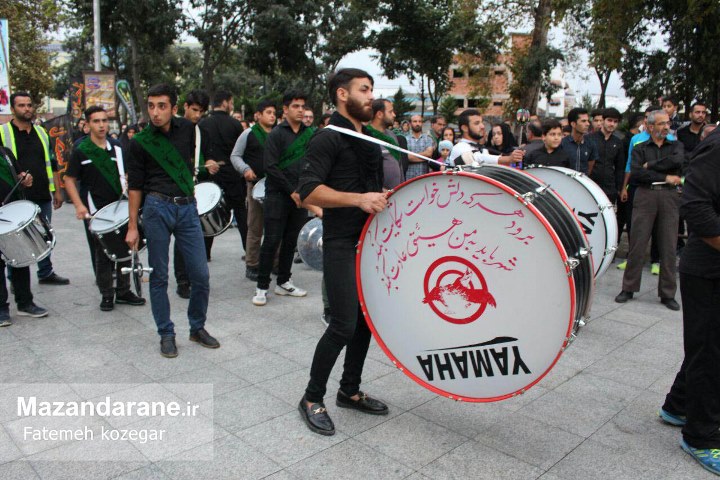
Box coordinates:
[93,0,101,71]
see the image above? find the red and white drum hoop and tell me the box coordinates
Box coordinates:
[527,166,618,278]
[357,171,584,402]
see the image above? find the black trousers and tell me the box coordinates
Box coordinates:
[257,191,307,290]
[663,272,720,449]
[305,243,372,403]
[0,258,32,310]
[83,220,130,298]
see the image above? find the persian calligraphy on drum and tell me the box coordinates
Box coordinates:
[357,172,576,402]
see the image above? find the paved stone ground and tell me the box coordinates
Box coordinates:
[0,205,713,480]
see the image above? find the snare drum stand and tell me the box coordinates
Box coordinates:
[121,250,152,297]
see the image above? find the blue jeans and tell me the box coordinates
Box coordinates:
[142,195,209,337]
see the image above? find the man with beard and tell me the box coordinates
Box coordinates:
[231,100,276,281]
[0,92,69,285]
[367,99,404,189]
[251,91,312,306]
[561,107,599,174]
[64,106,146,311]
[589,108,625,204]
[296,68,388,436]
[677,102,708,154]
[615,110,685,310]
[198,90,246,263]
[125,83,220,358]
[448,109,524,166]
[429,115,447,171]
[405,114,435,179]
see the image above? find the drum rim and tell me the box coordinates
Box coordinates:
[356,170,576,402]
[0,200,41,235]
[89,200,130,234]
[526,165,616,277]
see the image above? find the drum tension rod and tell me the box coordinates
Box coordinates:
[564,257,580,272]
[515,192,536,204]
[578,247,591,258]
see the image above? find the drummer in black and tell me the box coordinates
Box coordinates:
[0,146,48,326]
[64,106,146,312]
[125,83,220,358]
[297,68,389,435]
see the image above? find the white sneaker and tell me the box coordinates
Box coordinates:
[252,288,268,306]
[274,281,307,297]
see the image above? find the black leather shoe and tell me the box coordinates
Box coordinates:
[189,328,220,348]
[176,283,190,299]
[336,390,389,415]
[100,297,114,311]
[115,291,146,306]
[160,336,178,358]
[661,298,681,311]
[245,267,259,282]
[38,273,70,285]
[298,397,335,436]
[615,290,634,303]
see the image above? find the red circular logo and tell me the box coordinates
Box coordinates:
[422,256,496,325]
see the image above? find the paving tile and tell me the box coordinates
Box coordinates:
[287,438,414,479]
[411,396,514,438]
[361,371,438,412]
[474,413,585,470]
[157,435,281,479]
[203,385,293,433]
[552,372,644,408]
[0,460,40,479]
[0,424,23,464]
[420,440,543,479]
[237,411,348,467]
[354,412,469,470]
[112,464,172,480]
[218,350,304,384]
[159,366,247,403]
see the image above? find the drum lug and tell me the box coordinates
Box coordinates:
[578,247,591,258]
[605,245,618,255]
[515,192,536,204]
[563,332,578,349]
[564,257,580,272]
[534,185,550,196]
[115,229,120,235]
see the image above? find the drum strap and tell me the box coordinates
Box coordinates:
[114,145,127,194]
[325,125,445,168]
[194,125,201,182]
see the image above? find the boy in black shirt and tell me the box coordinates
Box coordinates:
[524,119,570,168]
[65,106,146,311]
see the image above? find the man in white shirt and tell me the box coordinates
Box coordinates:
[449,109,524,166]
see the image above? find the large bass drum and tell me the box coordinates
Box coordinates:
[0,200,55,267]
[526,166,618,279]
[356,168,593,402]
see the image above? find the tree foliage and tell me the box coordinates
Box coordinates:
[438,96,459,125]
[391,87,414,119]
[0,0,60,104]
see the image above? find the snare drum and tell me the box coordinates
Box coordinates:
[0,200,55,267]
[297,217,323,271]
[527,166,618,278]
[357,168,593,402]
[195,182,233,237]
[251,178,266,205]
[89,200,145,262]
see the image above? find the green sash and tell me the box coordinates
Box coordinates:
[251,123,268,147]
[0,150,16,188]
[134,127,195,196]
[366,125,401,161]
[277,126,314,170]
[76,138,122,195]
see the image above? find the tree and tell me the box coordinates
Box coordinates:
[0,0,60,104]
[438,96,459,125]
[391,87,414,120]
[374,0,503,115]
[183,0,251,96]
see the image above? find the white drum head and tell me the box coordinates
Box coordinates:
[0,201,38,235]
[528,166,617,278]
[252,178,266,203]
[89,200,129,234]
[357,172,576,402]
[195,182,223,215]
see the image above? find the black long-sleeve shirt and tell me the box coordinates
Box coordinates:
[264,120,309,196]
[126,116,209,197]
[523,145,570,168]
[679,129,720,278]
[629,138,685,186]
[199,110,244,199]
[589,130,625,198]
[297,112,383,243]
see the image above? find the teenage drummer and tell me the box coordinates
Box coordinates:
[64,106,146,312]
[125,83,220,358]
[0,146,48,326]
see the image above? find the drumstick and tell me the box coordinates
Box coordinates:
[1,172,28,206]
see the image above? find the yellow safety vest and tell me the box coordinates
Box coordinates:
[0,122,55,192]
